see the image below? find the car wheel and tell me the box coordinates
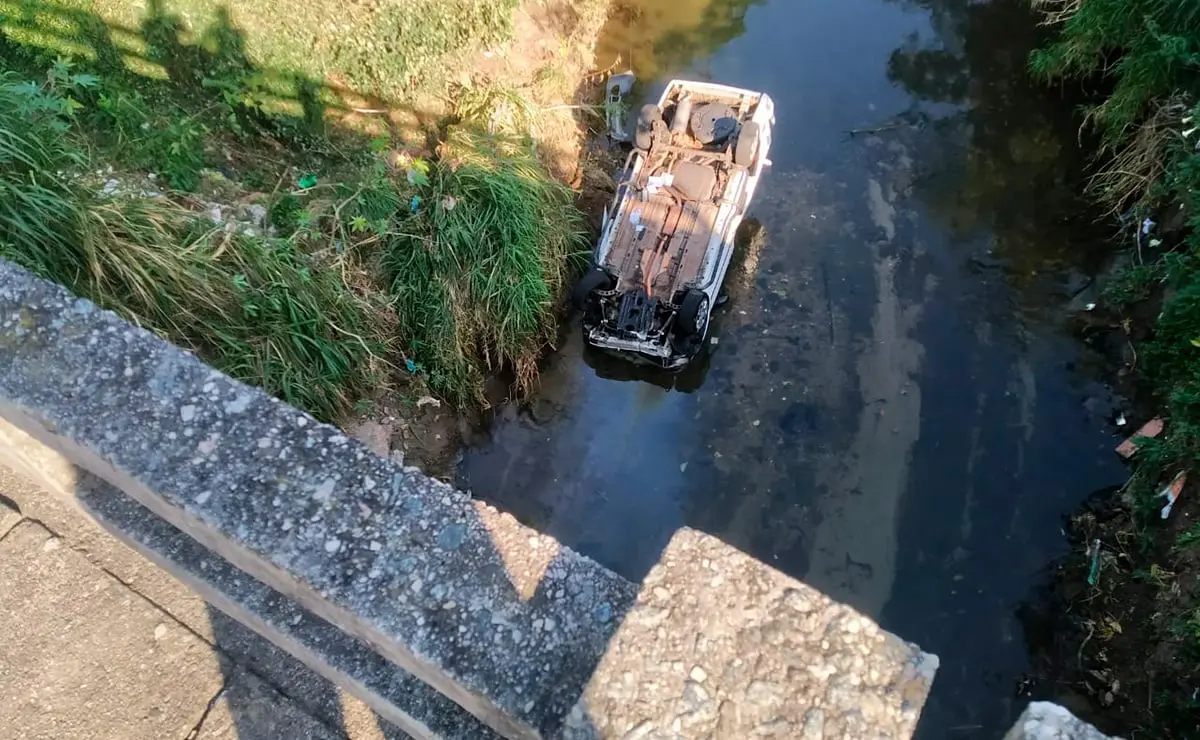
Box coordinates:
[635,104,663,151]
[675,289,710,338]
[735,121,761,168]
[573,267,615,310]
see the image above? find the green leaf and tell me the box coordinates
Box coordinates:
[69,73,100,89]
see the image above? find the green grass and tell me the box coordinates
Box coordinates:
[381,127,586,404]
[0,0,519,109]
[0,68,387,421]
[0,0,591,414]
[1032,1,1200,731]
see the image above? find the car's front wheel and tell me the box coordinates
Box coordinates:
[675,289,710,338]
[573,267,615,310]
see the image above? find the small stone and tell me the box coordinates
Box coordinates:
[443,601,457,610]
[533,618,544,630]
[324,538,341,553]
[153,624,168,640]
[653,586,671,600]
[180,405,196,422]
[801,708,824,738]
[313,478,336,503]
[197,435,219,455]
[752,419,761,426]
[42,538,60,552]
[194,491,212,505]
[690,665,708,683]
[369,541,382,552]
[411,579,423,594]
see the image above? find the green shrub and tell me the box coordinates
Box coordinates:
[380,128,585,403]
[0,69,385,421]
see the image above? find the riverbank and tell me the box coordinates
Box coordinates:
[0,0,612,476]
[1030,1,1200,735]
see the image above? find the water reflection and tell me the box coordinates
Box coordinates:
[465,0,1129,737]
[594,0,763,79]
[884,0,1112,283]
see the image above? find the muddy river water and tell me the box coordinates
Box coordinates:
[464,0,1130,735]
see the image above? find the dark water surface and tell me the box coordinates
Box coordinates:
[464,0,1129,735]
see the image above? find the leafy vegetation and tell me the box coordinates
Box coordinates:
[0,69,387,421]
[383,128,585,404]
[0,0,597,419]
[1032,0,1200,732]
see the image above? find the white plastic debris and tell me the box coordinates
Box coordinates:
[416,396,441,409]
[1116,413,1127,427]
[1085,302,1097,311]
[1159,471,1187,519]
[1142,218,1156,235]
[645,173,675,195]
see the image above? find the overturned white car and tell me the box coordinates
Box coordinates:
[575,79,775,369]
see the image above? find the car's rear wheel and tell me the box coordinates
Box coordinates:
[635,104,664,151]
[675,289,710,338]
[573,267,615,310]
[735,121,761,168]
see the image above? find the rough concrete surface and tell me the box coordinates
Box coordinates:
[0,258,939,739]
[194,665,341,740]
[0,517,229,739]
[570,530,937,739]
[0,427,493,740]
[0,464,412,740]
[1002,702,1119,740]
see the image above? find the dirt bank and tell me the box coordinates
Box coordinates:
[1024,252,1200,737]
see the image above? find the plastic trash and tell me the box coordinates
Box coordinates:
[1085,302,1097,311]
[1142,218,1156,235]
[1086,539,1102,586]
[1159,471,1187,519]
[405,359,418,373]
[298,174,318,189]
[410,196,421,213]
[416,396,441,409]
[1116,413,1127,427]
[1116,417,1164,458]
[645,172,675,195]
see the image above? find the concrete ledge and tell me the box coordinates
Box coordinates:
[0,259,635,738]
[1003,703,1118,740]
[0,258,938,738]
[0,419,495,739]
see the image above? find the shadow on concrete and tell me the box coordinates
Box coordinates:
[0,1,631,737]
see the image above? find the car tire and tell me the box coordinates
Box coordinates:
[675,289,710,338]
[735,121,761,168]
[573,267,614,309]
[635,104,663,151]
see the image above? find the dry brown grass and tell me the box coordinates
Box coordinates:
[1087,98,1190,215]
[1032,0,1085,26]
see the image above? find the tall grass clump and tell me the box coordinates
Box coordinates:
[0,68,385,421]
[381,127,585,404]
[1031,0,1200,210]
